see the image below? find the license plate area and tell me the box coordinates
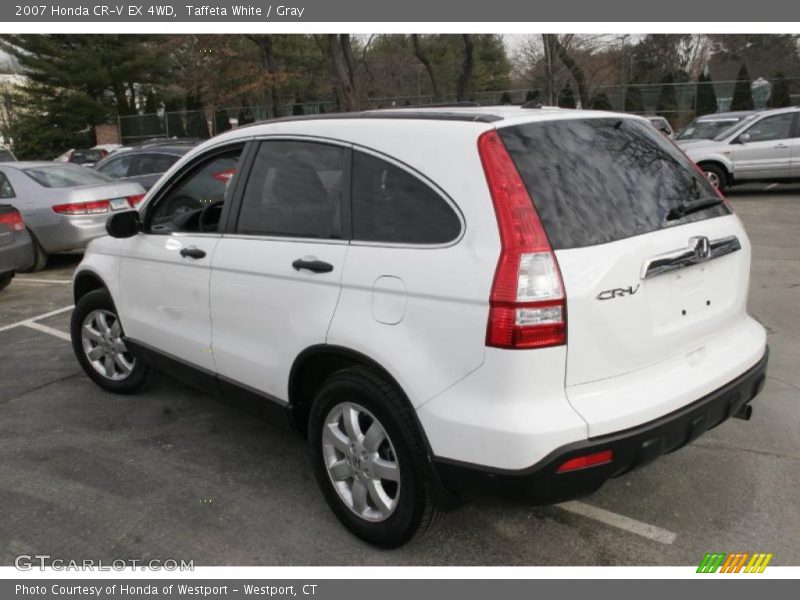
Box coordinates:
[110,197,129,210]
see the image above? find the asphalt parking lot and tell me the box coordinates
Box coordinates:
[1,185,798,566]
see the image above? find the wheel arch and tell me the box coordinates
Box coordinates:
[696,159,732,179]
[73,269,109,304]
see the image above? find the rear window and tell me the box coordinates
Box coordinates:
[499,118,730,250]
[23,165,114,188]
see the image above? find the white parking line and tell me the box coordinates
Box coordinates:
[0,304,74,335]
[558,500,678,545]
[22,321,72,342]
[14,278,72,284]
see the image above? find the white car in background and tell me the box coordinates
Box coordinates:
[679,107,799,190]
[70,106,768,547]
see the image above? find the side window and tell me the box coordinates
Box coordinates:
[148,146,243,234]
[0,171,14,198]
[745,114,794,143]
[236,141,346,239]
[131,153,179,176]
[352,152,461,245]
[97,155,132,179]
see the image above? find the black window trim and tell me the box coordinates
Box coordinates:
[142,139,251,236]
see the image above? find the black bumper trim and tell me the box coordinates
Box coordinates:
[432,347,769,504]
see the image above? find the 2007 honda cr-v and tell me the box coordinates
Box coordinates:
[70,106,769,548]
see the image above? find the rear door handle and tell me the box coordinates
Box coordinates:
[774,143,790,149]
[292,258,334,273]
[180,247,206,259]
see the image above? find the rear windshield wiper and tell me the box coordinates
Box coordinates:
[666,197,724,221]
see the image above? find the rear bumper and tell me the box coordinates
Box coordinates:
[0,229,34,274]
[35,214,107,253]
[432,346,768,503]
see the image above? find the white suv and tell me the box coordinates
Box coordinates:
[70,107,769,548]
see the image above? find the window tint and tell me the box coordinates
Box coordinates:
[97,155,132,178]
[237,141,346,239]
[149,147,242,233]
[131,153,179,176]
[744,113,795,142]
[0,172,14,198]
[352,152,461,244]
[500,118,730,250]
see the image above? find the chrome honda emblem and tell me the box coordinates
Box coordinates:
[689,236,711,261]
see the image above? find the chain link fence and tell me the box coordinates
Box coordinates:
[117,78,800,144]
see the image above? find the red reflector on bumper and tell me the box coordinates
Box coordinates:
[556,449,613,474]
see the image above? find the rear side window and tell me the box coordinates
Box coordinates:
[237,141,347,239]
[499,118,730,249]
[131,153,180,176]
[352,152,461,245]
[97,155,132,178]
[0,172,14,198]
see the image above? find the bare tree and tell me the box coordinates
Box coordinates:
[548,35,591,108]
[411,34,443,102]
[247,34,283,117]
[326,34,358,111]
[456,34,475,101]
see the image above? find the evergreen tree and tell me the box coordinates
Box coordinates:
[185,90,209,139]
[214,109,232,135]
[141,87,163,138]
[164,97,186,139]
[730,64,754,110]
[558,83,576,108]
[525,90,539,103]
[590,91,613,110]
[0,34,164,157]
[499,91,512,105]
[695,71,718,116]
[657,73,678,117]
[623,85,644,113]
[292,103,304,115]
[768,72,792,108]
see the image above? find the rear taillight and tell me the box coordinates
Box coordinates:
[52,200,110,215]
[0,209,24,231]
[211,168,236,183]
[478,129,566,349]
[127,194,145,207]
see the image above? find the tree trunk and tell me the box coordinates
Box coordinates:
[247,34,283,118]
[541,34,555,105]
[328,34,358,112]
[456,34,474,102]
[550,35,590,108]
[411,34,442,102]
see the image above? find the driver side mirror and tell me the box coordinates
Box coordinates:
[106,210,140,238]
[737,132,751,144]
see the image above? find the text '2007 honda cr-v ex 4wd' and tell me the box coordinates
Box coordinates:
[70,106,769,548]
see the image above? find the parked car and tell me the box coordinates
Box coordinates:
[0,162,144,271]
[69,148,109,167]
[0,147,17,162]
[93,142,195,191]
[676,111,758,144]
[646,115,674,137]
[0,204,34,290]
[71,107,768,548]
[681,106,800,190]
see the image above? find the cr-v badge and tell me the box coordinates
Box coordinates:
[597,285,640,301]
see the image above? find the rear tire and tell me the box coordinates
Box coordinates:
[0,272,12,291]
[701,163,728,192]
[308,367,439,548]
[18,230,48,272]
[71,289,150,394]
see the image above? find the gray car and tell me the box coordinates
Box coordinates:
[94,142,195,191]
[0,162,145,271]
[680,107,800,190]
[0,203,34,290]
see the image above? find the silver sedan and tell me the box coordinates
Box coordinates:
[0,162,145,271]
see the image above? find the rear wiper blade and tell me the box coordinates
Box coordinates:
[666,197,724,221]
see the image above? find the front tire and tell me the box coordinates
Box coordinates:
[308,367,439,548]
[71,289,150,394]
[701,163,728,192]
[0,272,12,291]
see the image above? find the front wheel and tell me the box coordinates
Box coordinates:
[0,272,12,291]
[70,289,150,394]
[308,367,439,548]
[701,164,728,192]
